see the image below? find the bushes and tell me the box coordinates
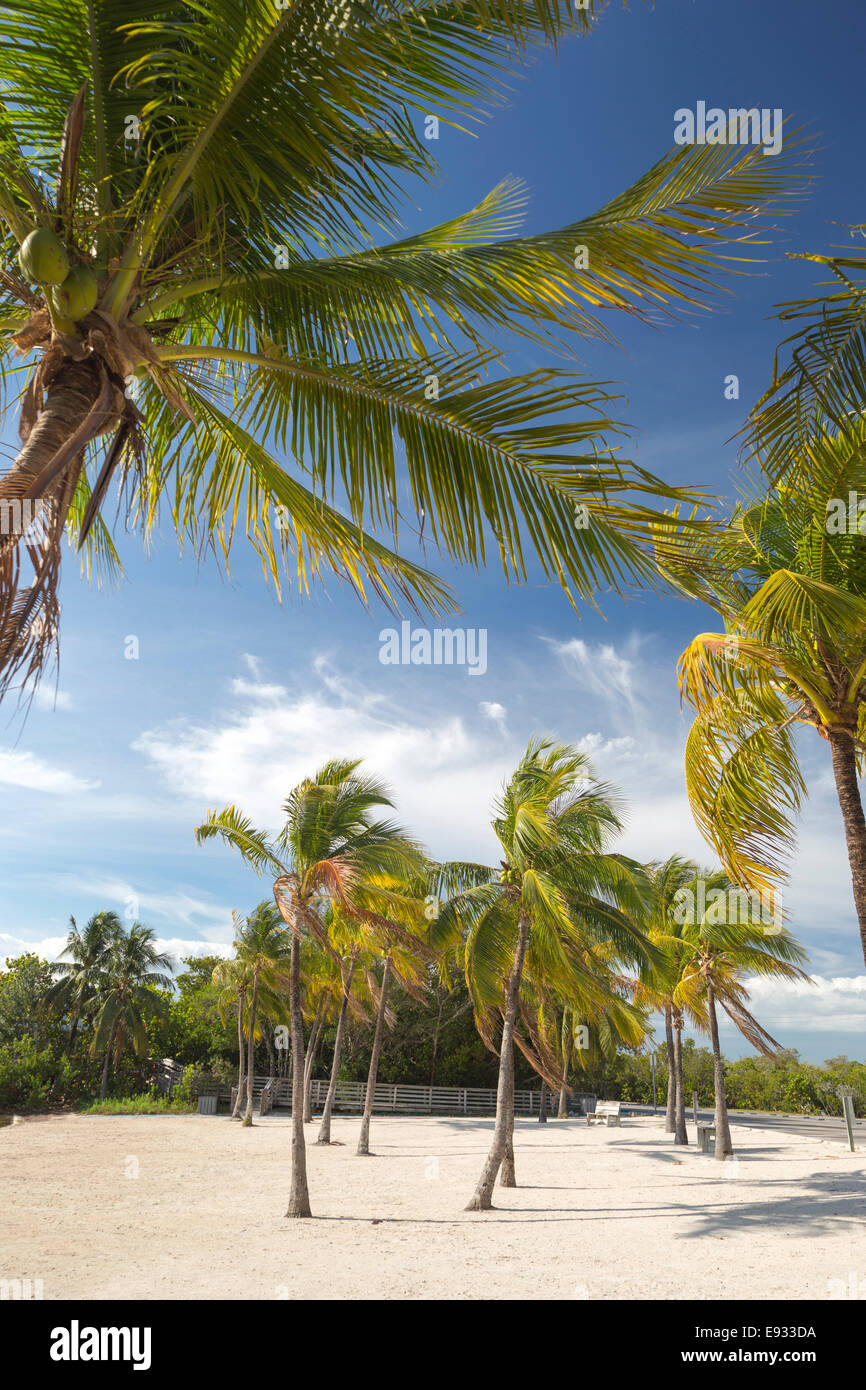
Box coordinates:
[0,1037,72,1109]
[78,1093,197,1115]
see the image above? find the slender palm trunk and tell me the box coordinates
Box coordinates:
[672,1010,688,1145]
[231,995,245,1119]
[829,732,866,967]
[265,1028,276,1078]
[706,979,734,1159]
[558,1078,568,1118]
[318,955,357,1145]
[538,1078,548,1124]
[99,1042,111,1100]
[286,927,311,1217]
[664,1006,676,1133]
[242,971,260,1125]
[500,1070,516,1185]
[357,956,392,1156]
[303,998,327,1123]
[466,909,530,1211]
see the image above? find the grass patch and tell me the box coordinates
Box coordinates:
[78,1095,198,1115]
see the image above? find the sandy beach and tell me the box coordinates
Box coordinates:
[2,1113,863,1301]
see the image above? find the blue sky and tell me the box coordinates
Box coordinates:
[3,0,866,1061]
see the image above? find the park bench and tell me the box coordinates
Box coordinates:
[587,1101,621,1127]
[697,1122,716,1153]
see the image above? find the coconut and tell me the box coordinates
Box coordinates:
[49,265,99,322]
[18,228,70,285]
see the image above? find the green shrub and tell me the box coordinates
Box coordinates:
[78,1094,197,1115]
[0,1037,72,1109]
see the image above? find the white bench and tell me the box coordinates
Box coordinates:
[587,1101,621,1127]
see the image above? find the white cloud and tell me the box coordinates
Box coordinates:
[0,748,98,794]
[480,701,508,734]
[32,687,73,712]
[549,636,638,709]
[133,666,509,861]
[718,974,866,1038]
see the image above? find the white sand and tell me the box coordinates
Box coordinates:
[2,1112,863,1300]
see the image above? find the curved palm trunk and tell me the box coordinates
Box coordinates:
[231,994,246,1119]
[242,971,260,1125]
[318,955,357,1145]
[500,1070,516,1185]
[558,1079,568,1118]
[706,979,734,1159]
[286,927,312,1218]
[664,1006,676,1133]
[303,998,327,1123]
[466,909,530,1211]
[829,732,866,967]
[357,956,392,1156]
[672,1010,688,1146]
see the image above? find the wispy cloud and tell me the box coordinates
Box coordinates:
[0,748,98,794]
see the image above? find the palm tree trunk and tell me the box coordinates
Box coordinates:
[318,955,357,1145]
[664,1006,676,1133]
[357,956,392,1156]
[265,1027,276,1078]
[242,970,260,1125]
[303,998,327,1123]
[706,978,734,1159]
[466,909,530,1211]
[672,1010,688,1145]
[537,1078,548,1124]
[232,995,245,1119]
[500,1069,516,1185]
[558,1078,568,1118]
[829,731,866,967]
[99,1041,111,1100]
[286,926,312,1218]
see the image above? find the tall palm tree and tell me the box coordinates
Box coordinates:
[0,2,808,699]
[440,737,657,1211]
[194,758,424,1216]
[663,432,866,966]
[633,856,704,1145]
[233,902,292,1125]
[88,923,174,1098]
[212,953,250,1119]
[48,909,121,1055]
[674,869,810,1159]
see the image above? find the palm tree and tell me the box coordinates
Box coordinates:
[663,434,866,966]
[674,869,810,1159]
[440,737,657,1211]
[48,909,121,1055]
[212,953,250,1119]
[0,3,809,699]
[632,856,705,1145]
[194,758,424,1216]
[233,903,292,1125]
[88,923,174,1098]
[316,932,362,1145]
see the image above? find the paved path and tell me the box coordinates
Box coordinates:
[622,1103,863,1144]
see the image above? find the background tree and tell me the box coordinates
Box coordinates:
[195,757,425,1216]
[87,923,174,1099]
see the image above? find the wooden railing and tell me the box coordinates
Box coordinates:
[204,1074,595,1117]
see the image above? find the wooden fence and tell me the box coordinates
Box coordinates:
[199,1074,595,1117]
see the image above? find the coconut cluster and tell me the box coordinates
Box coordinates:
[18,228,98,333]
